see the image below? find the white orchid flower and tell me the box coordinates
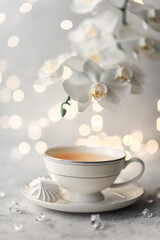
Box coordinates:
[63,60,131,112]
[116,26,160,60]
[138,37,160,60]
[128,2,160,32]
[36,52,77,86]
[68,10,118,43]
[120,36,160,61]
[74,37,125,68]
[112,62,146,94]
[115,25,140,44]
[70,0,103,14]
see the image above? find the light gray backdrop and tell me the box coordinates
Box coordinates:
[0,0,159,185]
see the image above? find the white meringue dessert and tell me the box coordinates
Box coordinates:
[29,177,61,203]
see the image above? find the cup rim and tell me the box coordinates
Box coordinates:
[44,146,126,165]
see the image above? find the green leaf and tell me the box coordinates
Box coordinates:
[61,96,71,117]
[67,96,71,102]
[61,108,66,117]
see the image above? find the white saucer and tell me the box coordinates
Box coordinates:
[22,179,144,213]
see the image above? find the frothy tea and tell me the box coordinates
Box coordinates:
[52,152,115,162]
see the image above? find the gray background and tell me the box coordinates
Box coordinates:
[0,0,160,239]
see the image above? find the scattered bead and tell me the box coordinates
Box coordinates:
[9,201,21,214]
[90,214,104,230]
[35,212,46,222]
[142,208,153,218]
[13,223,23,232]
[0,191,5,198]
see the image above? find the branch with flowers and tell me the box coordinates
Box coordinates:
[35,0,160,117]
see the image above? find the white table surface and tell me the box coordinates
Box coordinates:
[1,152,160,240]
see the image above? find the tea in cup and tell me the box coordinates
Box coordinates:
[44,146,144,203]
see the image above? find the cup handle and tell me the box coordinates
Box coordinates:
[111,158,145,188]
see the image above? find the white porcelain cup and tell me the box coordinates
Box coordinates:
[44,146,144,203]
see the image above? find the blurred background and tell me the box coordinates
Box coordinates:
[0,0,159,190]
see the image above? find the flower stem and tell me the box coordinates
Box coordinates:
[61,96,71,117]
[106,0,129,25]
[120,0,129,25]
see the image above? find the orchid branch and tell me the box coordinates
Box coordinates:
[120,0,129,25]
[105,0,129,25]
[61,96,71,117]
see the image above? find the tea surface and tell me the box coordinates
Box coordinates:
[53,152,115,162]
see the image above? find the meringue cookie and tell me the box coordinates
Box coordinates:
[29,177,61,203]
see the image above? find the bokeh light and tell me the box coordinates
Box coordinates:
[76,138,87,146]
[35,141,48,154]
[91,114,103,132]
[33,84,46,93]
[97,131,108,140]
[19,3,32,13]
[6,75,21,90]
[28,122,41,140]
[134,0,144,4]
[48,104,61,122]
[157,100,160,112]
[157,117,160,131]
[130,140,141,152]
[146,140,158,154]
[7,36,20,48]
[86,135,101,147]
[108,135,122,146]
[123,135,133,146]
[38,117,49,128]
[114,144,124,151]
[12,90,24,102]
[79,124,90,137]
[0,59,7,72]
[60,19,73,30]
[131,131,143,143]
[125,151,132,160]
[0,13,6,24]
[18,142,30,154]
[9,115,22,129]
[92,101,103,112]
[64,100,78,120]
